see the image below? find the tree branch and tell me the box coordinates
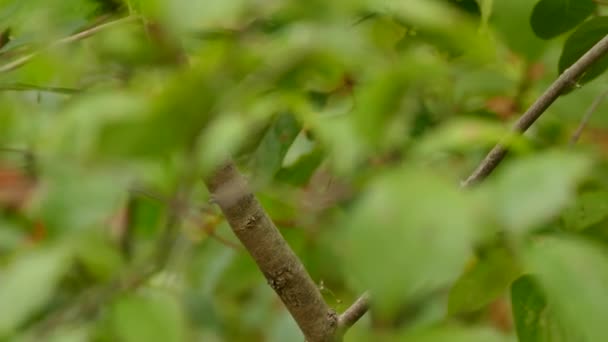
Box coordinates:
[205,161,338,342]
[338,291,371,332]
[569,89,608,145]
[0,15,140,74]
[462,34,608,187]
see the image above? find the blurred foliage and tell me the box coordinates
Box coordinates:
[2,0,608,341]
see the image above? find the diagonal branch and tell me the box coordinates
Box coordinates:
[205,161,338,342]
[462,34,608,187]
[338,291,371,332]
[0,15,141,74]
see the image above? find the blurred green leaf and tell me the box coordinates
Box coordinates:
[43,91,148,160]
[448,247,520,315]
[3,0,608,339]
[110,291,186,342]
[491,151,591,234]
[530,0,595,40]
[72,232,124,281]
[510,274,567,342]
[449,0,480,16]
[492,0,548,59]
[267,312,301,342]
[352,68,409,147]
[341,167,479,318]
[559,16,608,86]
[33,165,127,234]
[524,237,608,341]
[0,247,70,337]
[382,0,494,61]
[475,0,493,29]
[197,114,249,175]
[276,148,324,186]
[249,112,301,185]
[561,190,608,232]
[412,119,514,157]
[403,324,510,342]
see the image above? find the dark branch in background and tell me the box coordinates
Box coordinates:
[31,141,204,336]
[0,15,140,74]
[569,89,608,145]
[32,186,190,338]
[205,161,338,342]
[32,262,158,337]
[462,34,608,187]
[338,291,371,332]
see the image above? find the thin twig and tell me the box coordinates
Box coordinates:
[462,34,608,187]
[569,89,608,145]
[0,82,80,94]
[0,15,140,74]
[338,291,371,332]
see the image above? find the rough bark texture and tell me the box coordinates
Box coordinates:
[205,161,338,342]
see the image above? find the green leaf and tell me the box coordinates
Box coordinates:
[249,112,301,186]
[476,0,493,29]
[43,91,148,160]
[276,148,324,186]
[34,165,127,233]
[524,237,608,341]
[492,0,548,59]
[383,0,494,61]
[412,119,514,157]
[403,324,510,342]
[511,275,560,342]
[0,248,70,337]
[561,190,608,232]
[97,64,220,159]
[110,291,186,342]
[491,151,590,234]
[559,16,608,86]
[72,233,125,281]
[197,114,249,175]
[530,0,596,39]
[341,167,479,318]
[448,247,520,315]
[352,69,408,146]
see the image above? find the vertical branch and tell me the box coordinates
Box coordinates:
[205,161,338,342]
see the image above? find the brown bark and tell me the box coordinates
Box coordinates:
[205,161,338,342]
[462,34,608,187]
[338,291,370,332]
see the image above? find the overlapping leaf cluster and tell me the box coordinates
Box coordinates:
[2,0,608,341]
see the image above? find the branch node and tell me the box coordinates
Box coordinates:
[338,291,371,333]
